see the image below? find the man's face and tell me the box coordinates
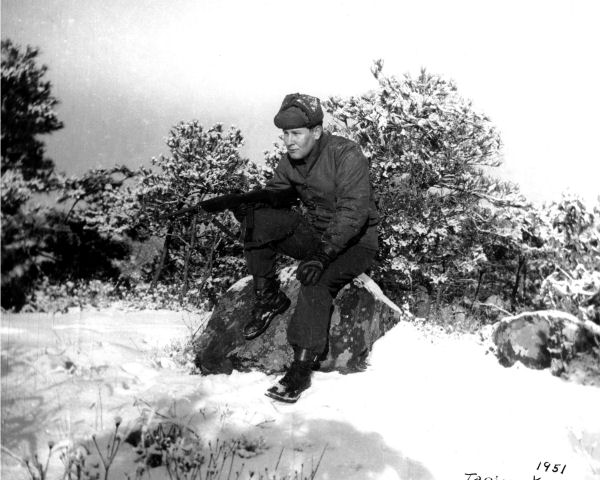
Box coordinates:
[283,126,322,160]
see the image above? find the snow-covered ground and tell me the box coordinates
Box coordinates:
[2,308,599,480]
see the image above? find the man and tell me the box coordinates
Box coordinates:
[241,93,379,403]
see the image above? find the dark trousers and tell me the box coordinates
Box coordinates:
[244,207,376,354]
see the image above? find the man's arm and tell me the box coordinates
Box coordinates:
[321,144,371,255]
[296,144,372,286]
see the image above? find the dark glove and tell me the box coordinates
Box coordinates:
[232,203,249,223]
[296,245,336,286]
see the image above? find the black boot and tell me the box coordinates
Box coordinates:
[243,277,291,340]
[265,347,320,403]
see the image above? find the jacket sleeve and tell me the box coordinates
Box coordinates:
[266,158,293,191]
[321,144,371,255]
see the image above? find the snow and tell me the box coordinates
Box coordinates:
[2,308,599,480]
[353,274,405,314]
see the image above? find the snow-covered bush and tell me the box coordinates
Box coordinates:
[1,169,141,311]
[137,122,269,306]
[525,194,600,323]
[323,60,526,306]
[1,202,55,309]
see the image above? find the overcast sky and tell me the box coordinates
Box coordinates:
[2,0,599,203]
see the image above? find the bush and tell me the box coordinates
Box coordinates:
[323,61,526,306]
[525,194,600,323]
[1,167,141,310]
[137,122,269,306]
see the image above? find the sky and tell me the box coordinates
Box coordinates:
[2,0,599,203]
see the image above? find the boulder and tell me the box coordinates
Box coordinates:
[493,310,592,369]
[193,266,410,374]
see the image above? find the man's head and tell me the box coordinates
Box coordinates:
[274,93,324,160]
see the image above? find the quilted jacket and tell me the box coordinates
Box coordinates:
[267,132,379,254]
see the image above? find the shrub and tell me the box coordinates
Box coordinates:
[322,60,526,306]
[526,194,600,323]
[137,122,269,306]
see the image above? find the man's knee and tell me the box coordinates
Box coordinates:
[245,207,300,248]
[316,247,376,296]
[296,283,333,308]
[297,275,343,301]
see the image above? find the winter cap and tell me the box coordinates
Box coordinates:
[274,93,324,129]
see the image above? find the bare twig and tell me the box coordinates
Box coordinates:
[438,182,528,208]
[310,444,328,480]
[63,196,82,224]
[274,447,284,472]
[150,222,173,291]
[1,445,27,465]
[479,302,513,317]
[179,214,199,303]
[194,235,223,303]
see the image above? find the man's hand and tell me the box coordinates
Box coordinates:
[296,245,336,286]
[231,203,248,222]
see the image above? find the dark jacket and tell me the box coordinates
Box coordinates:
[267,132,379,254]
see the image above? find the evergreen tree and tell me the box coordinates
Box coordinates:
[1,39,63,180]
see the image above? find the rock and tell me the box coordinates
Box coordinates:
[493,310,592,369]
[193,266,410,374]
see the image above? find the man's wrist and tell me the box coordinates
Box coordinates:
[317,242,338,262]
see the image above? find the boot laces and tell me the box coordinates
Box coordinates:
[255,289,283,309]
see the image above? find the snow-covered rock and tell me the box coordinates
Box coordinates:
[193,266,411,374]
[493,310,592,369]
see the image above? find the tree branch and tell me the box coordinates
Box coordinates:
[438,182,528,208]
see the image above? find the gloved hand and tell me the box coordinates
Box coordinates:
[296,245,336,286]
[232,203,249,223]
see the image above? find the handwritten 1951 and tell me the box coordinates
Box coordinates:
[535,461,566,474]
[532,461,567,479]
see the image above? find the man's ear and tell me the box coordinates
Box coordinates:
[312,125,323,140]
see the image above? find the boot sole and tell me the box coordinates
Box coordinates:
[265,389,301,403]
[243,296,291,340]
[265,377,311,404]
